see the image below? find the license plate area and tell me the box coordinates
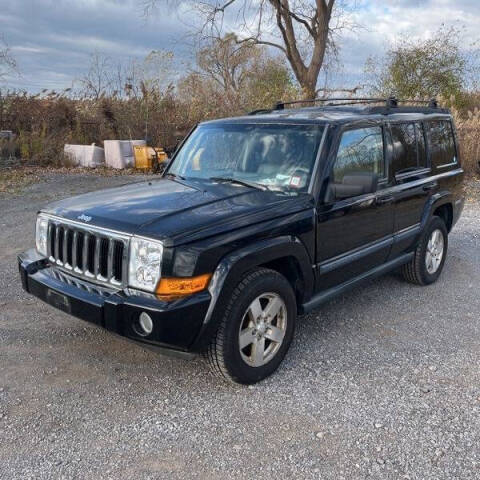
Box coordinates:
[46,289,71,314]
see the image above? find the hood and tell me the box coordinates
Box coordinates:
[42,178,314,247]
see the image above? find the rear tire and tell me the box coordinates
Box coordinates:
[206,268,296,384]
[402,216,448,285]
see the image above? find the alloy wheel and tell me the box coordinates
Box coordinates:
[238,292,287,367]
[425,228,445,274]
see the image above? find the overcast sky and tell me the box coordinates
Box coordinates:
[0,0,478,93]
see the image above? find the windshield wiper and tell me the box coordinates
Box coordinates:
[164,172,185,180]
[210,177,270,191]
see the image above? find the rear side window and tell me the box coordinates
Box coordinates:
[428,120,457,167]
[390,122,427,176]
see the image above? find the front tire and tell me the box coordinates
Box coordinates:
[402,216,448,285]
[206,268,296,384]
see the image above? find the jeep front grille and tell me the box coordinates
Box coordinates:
[46,218,129,287]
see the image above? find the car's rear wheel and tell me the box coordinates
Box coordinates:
[206,268,296,384]
[402,215,448,285]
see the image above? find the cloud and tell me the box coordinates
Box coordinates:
[330,0,480,88]
[1,0,479,92]
[1,0,190,91]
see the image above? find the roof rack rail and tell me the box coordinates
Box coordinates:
[272,96,439,111]
[248,108,273,116]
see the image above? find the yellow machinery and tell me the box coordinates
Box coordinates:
[133,146,168,171]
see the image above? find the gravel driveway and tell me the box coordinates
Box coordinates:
[1,172,479,479]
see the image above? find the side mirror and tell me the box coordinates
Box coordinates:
[327,172,378,201]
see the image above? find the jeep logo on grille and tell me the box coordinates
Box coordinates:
[77,213,92,222]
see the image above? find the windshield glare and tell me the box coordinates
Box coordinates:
[167,123,325,192]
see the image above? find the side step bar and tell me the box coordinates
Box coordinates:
[300,253,414,314]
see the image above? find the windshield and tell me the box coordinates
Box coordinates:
[167,123,325,192]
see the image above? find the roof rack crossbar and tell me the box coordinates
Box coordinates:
[274,97,385,110]
[395,98,438,108]
[273,96,438,110]
[322,99,387,107]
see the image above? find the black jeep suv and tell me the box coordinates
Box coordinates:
[18,98,465,384]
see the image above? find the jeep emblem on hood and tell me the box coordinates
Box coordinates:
[77,213,92,222]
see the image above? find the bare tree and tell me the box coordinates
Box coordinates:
[144,0,352,100]
[0,38,17,82]
[196,33,262,92]
[140,50,175,95]
[78,51,115,100]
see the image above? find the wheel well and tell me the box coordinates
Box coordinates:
[260,256,304,311]
[433,203,453,232]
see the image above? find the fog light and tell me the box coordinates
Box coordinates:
[136,312,154,336]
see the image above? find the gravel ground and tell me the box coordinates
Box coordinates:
[0,172,479,479]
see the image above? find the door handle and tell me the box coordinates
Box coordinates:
[376,195,394,206]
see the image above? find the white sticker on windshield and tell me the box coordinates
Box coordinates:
[290,175,301,187]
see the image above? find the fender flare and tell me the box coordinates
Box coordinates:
[189,235,313,351]
[420,190,452,231]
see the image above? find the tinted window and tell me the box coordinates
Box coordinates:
[333,127,384,182]
[390,122,427,175]
[429,120,457,167]
[329,127,384,200]
[416,123,427,166]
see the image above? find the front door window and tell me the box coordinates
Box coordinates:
[330,126,385,200]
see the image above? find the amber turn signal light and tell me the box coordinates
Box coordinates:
[156,273,212,298]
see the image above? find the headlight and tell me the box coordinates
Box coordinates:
[35,215,49,256]
[128,237,163,292]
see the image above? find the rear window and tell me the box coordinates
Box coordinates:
[390,122,427,176]
[428,120,457,168]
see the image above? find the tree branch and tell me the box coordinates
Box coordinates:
[235,37,287,55]
[278,4,317,38]
[213,0,237,13]
[269,0,307,79]
[315,85,365,96]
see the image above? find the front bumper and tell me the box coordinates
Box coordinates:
[18,249,211,357]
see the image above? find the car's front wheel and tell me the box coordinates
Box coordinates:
[206,268,296,384]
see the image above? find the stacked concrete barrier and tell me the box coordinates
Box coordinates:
[63,144,105,167]
[104,140,146,169]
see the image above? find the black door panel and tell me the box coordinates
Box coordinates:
[393,174,433,231]
[315,124,394,292]
[316,194,395,290]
